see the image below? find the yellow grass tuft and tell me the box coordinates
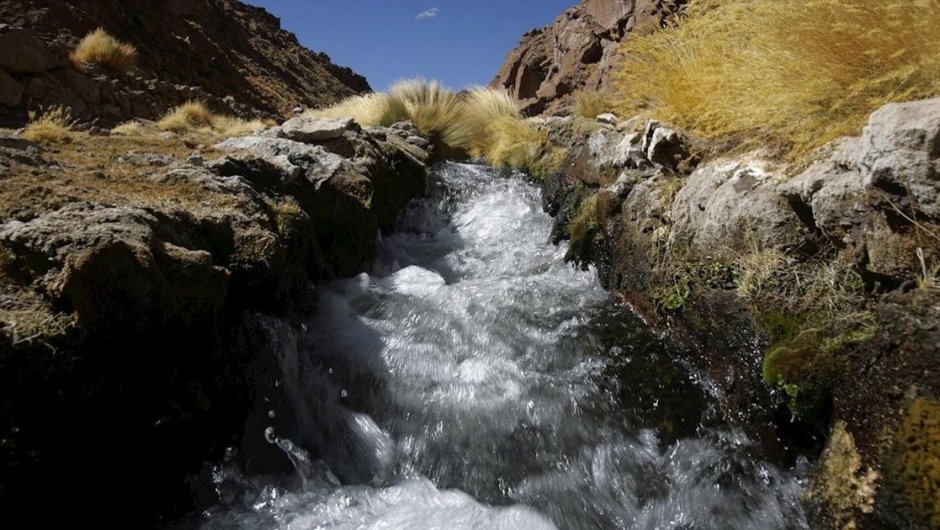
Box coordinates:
[389,78,462,140]
[484,115,549,170]
[306,80,558,173]
[70,28,137,73]
[23,106,75,143]
[448,87,521,157]
[573,90,614,119]
[305,93,409,127]
[614,0,940,159]
[157,101,216,132]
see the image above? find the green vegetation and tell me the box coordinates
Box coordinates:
[308,79,565,175]
[70,28,138,73]
[614,0,940,158]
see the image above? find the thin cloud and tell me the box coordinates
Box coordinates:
[416,7,440,20]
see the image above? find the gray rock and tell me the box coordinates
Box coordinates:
[643,121,688,169]
[280,116,357,143]
[672,159,812,255]
[0,67,24,107]
[783,97,940,233]
[596,113,618,126]
[0,29,62,73]
[215,135,347,188]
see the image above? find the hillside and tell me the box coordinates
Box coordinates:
[0,0,370,125]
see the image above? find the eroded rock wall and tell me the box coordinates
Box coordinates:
[492,0,686,115]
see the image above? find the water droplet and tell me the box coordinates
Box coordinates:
[268,409,276,418]
[224,446,238,462]
[328,368,334,375]
[264,426,277,444]
[340,389,348,398]
[301,323,308,332]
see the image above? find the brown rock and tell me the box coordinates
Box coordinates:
[0,29,61,73]
[0,68,24,107]
[493,0,687,115]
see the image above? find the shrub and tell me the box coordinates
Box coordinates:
[22,106,74,143]
[305,93,409,127]
[614,0,940,158]
[156,101,268,137]
[70,28,137,73]
[484,115,548,170]
[157,101,216,132]
[389,78,461,138]
[573,90,614,119]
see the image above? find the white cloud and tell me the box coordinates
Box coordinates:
[416,7,440,20]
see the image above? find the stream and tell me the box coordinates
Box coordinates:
[192,163,809,529]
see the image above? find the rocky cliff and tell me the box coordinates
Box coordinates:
[492,0,685,115]
[0,0,370,125]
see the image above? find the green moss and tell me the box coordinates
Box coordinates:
[761,315,877,421]
[882,397,940,529]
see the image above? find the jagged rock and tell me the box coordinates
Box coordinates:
[0,29,61,73]
[493,0,688,115]
[215,136,347,188]
[671,159,813,256]
[279,116,358,142]
[781,97,940,277]
[643,121,689,169]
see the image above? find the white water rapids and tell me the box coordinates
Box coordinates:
[193,163,809,529]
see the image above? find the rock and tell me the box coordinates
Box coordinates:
[0,67,24,107]
[215,136,347,188]
[492,0,688,115]
[781,97,940,278]
[0,29,61,73]
[596,112,618,126]
[279,116,358,143]
[643,121,689,169]
[671,158,814,255]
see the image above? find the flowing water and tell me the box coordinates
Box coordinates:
[193,163,809,529]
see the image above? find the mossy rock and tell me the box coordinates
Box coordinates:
[762,315,877,422]
[880,397,940,529]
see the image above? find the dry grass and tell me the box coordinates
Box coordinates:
[307,80,555,172]
[70,28,137,73]
[573,90,614,119]
[305,93,409,127]
[484,115,550,169]
[157,101,267,137]
[389,78,462,139]
[22,106,75,143]
[614,0,940,159]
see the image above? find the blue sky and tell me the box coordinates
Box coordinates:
[245,1,576,91]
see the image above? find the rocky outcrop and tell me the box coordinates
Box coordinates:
[0,119,430,525]
[0,0,370,126]
[492,0,686,115]
[535,97,940,530]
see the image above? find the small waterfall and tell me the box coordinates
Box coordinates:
[196,163,808,529]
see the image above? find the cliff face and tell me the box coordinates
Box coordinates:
[0,0,370,124]
[492,0,684,115]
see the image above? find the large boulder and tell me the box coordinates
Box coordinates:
[0,29,61,73]
[671,159,815,256]
[782,97,940,279]
[0,68,23,108]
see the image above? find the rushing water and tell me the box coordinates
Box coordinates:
[193,163,809,529]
